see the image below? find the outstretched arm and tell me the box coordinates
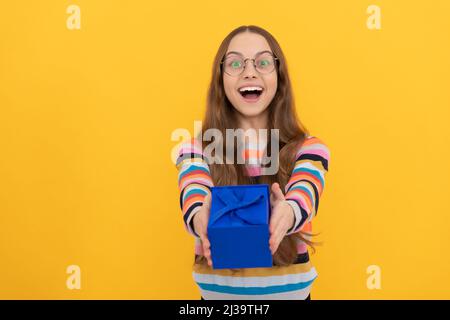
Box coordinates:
[175,138,214,237]
[285,136,331,235]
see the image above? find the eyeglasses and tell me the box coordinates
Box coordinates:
[220,51,278,76]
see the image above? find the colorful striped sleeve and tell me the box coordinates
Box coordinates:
[175,138,214,238]
[284,136,330,235]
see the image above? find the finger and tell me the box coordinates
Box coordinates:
[269,208,283,234]
[270,192,276,209]
[269,209,281,249]
[271,182,278,195]
[271,183,285,201]
[204,247,213,267]
[269,232,279,254]
[269,216,277,234]
[199,233,209,250]
[270,223,286,254]
[204,248,212,262]
[208,258,213,267]
[202,193,212,210]
[270,239,279,255]
[202,236,211,250]
[275,220,287,242]
[200,234,213,267]
[269,232,276,253]
[202,243,213,267]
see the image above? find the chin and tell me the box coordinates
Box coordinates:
[232,97,269,117]
[245,104,270,116]
[234,105,265,118]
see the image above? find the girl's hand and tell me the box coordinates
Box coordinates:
[269,183,295,254]
[192,193,213,267]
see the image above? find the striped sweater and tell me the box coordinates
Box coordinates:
[175,135,330,300]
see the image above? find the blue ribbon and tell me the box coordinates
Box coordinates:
[210,188,266,226]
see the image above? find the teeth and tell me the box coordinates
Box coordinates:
[239,86,263,92]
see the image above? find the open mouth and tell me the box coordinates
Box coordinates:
[238,86,264,102]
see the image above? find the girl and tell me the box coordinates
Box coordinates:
[176,25,330,300]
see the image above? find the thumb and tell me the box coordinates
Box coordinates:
[271,183,285,201]
[202,192,212,210]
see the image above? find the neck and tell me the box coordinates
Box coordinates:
[234,110,270,148]
[236,110,269,132]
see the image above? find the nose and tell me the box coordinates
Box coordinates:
[241,59,258,79]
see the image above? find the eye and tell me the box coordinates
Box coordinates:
[230,60,243,69]
[258,59,271,68]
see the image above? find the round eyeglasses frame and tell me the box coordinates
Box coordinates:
[220,51,279,77]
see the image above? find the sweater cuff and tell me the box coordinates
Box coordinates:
[187,206,202,238]
[285,200,302,235]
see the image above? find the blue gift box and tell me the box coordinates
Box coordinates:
[207,184,273,269]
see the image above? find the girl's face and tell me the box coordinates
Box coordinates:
[223,32,278,119]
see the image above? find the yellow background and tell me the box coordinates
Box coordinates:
[1,0,449,299]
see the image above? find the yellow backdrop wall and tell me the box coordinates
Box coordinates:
[1,0,449,299]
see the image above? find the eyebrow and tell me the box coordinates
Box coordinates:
[224,50,273,58]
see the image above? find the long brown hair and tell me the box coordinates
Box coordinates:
[197,25,317,267]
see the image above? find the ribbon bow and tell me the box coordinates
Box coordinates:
[209,188,266,226]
